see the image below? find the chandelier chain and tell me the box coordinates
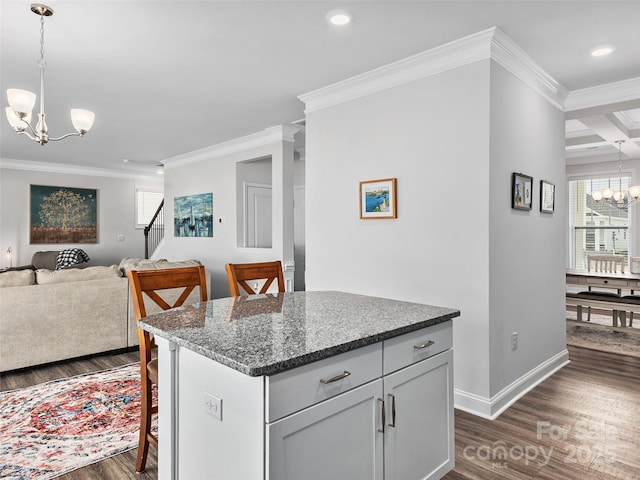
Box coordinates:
[38,13,46,68]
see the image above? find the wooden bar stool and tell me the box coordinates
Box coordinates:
[225,261,285,296]
[128,265,208,473]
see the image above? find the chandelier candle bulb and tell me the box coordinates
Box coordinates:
[71,109,95,134]
[6,89,36,116]
[629,186,640,199]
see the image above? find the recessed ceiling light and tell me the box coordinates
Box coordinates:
[327,9,352,26]
[590,45,615,57]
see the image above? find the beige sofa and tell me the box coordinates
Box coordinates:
[0,258,208,372]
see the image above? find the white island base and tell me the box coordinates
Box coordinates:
[155,320,454,480]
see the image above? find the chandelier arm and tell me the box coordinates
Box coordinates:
[48,132,83,142]
[628,197,640,209]
[16,130,39,142]
[18,118,40,138]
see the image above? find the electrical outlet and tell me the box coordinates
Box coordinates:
[512,332,518,351]
[204,392,222,420]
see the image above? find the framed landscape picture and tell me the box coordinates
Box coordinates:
[360,178,397,219]
[30,185,97,244]
[174,192,214,237]
[511,173,533,211]
[540,180,555,213]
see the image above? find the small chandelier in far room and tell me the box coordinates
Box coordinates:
[5,3,95,145]
[591,140,640,208]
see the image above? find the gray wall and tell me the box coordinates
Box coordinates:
[488,62,567,397]
[0,166,162,267]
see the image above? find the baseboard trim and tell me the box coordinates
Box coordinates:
[454,349,570,420]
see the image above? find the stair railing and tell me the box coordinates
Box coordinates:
[144,199,164,259]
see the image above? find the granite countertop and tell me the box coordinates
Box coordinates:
[139,291,460,376]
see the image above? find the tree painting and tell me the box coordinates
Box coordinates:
[30,185,97,244]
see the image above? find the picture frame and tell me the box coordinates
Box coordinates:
[30,185,98,244]
[511,172,533,211]
[359,178,397,219]
[540,180,555,213]
[174,192,214,237]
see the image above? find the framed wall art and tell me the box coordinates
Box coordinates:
[359,178,397,219]
[511,173,533,211]
[30,185,97,244]
[174,192,213,237]
[540,180,555,213]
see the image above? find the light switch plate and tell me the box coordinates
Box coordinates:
[204,392,222,421]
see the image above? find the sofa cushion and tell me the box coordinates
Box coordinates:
[36,265,122,285]
[31,251,60,270]
[0,269,36,287]
[119,257,201,275]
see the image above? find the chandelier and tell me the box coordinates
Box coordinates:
[5,4,94,145]
[591,140,640,208]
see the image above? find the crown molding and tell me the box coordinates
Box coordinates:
[0,158,162,181]
[299,27,566,113]
[490,28,567,110]
[163,124,301,169]
[565,77,640,112]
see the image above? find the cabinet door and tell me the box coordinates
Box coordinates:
[384,350,454,480]
[268,379,384,480]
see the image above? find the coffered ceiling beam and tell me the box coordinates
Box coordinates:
[578,114,640,158]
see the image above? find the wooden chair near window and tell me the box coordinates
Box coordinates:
[127,265,208,473]
[225,261,285,296]
[586,253,625,273]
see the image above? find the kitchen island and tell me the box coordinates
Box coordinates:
[140,291,460,480]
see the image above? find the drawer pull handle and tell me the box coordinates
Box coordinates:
[378,398,385,433]
[388,394,396,428]
[320,370,351,384]
[414,340,435,350]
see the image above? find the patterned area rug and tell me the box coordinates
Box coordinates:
[567,319,640,358]
[0,364,156,480]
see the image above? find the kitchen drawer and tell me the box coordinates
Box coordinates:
[585,277,627,287]
[383,321,452,375]
[266,342,382,422]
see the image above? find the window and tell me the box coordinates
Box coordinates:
[568,177,630,269]
[135,187,163,228]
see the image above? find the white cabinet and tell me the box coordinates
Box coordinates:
[383,350,454,480]
[268,380,384,480]
[267,322,454,480]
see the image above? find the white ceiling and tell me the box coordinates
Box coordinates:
[1,1,639,175]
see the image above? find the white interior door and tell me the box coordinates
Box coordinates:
[245,183,272,248]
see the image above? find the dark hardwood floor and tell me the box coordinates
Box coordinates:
[2,346,639,480]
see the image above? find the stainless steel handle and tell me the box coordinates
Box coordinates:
[320,370,351,384]
[388,394,396,427]
[378,398,385,433]
[414,340,435,350]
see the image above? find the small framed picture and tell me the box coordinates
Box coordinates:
[540,180,555,213]
[360,178,397,219]
[512,172,533,211]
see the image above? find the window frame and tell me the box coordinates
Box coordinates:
[135,186,164,229]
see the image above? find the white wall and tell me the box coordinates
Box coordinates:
[303,55,567,416]
[0,166,162,267]
[158,127,299,298]
[305,60,493,399]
